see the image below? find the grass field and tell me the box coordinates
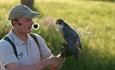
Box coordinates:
[0,0,115,70]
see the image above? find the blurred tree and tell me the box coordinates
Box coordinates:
[21,0,34,10]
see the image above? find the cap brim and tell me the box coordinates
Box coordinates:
[30,11,39,18]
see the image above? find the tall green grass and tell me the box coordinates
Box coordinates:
[0,0,115,70]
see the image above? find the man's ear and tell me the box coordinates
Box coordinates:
[11,20,17,26]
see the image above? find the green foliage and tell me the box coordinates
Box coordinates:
[0,0,115,70]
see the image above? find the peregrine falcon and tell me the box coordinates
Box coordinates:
[56,19,83,60]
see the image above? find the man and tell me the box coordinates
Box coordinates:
[0,5,63,70]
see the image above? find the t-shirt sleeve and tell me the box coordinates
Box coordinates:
[35,34,52,59]
[0,40,19,68]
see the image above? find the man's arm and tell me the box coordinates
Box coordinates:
[6,56,63,70]
[6,58,48,70]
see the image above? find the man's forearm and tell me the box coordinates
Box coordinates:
[7,59,49,70]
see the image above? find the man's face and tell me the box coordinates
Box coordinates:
[14,17,33,33]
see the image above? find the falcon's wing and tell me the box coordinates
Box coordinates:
[66,39,80,61]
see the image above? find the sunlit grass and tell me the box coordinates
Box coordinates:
[0,0,115,70]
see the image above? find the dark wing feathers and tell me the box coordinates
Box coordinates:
[66,39,80,60]
[62,27,80,60]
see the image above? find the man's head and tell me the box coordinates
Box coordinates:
[9,5,39,33]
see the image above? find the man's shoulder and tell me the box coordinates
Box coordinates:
[0,39,13,51]
[0,39,11,46]
[0,31,12,44]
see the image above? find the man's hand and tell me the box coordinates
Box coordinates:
[47,56,64,70]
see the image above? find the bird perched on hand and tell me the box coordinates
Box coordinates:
[56,19,83,61]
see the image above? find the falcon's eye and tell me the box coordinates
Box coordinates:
[56,21,61,25]
[61,22,63,25]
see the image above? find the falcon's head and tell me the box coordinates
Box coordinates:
[56,19,64,31]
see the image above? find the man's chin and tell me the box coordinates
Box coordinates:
[26,30,31,33]
[28,31,32,33]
